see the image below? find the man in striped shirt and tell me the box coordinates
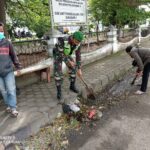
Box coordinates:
[0,22,21,117]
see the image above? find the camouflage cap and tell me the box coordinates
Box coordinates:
[73,31,84,42]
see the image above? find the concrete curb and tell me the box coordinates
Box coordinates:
[80,61,132,101]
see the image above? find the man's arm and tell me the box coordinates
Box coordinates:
[75,46,81,69]
[9,42,22,70]
[75,46,82,77]
[130,51,143,71]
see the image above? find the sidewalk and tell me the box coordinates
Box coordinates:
[69,65,150,150]
[69,46,150,150]
[1,39,148,141]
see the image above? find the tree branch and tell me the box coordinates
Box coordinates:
[16,0,32,22]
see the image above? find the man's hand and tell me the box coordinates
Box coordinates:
[77,69,82,77]
[16,70,21,76]
[136,70,143,77]
[68,60,75,68]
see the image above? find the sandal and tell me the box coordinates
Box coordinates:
[11,109,19,117]
[134,90,145,95]
[6,107,12,113]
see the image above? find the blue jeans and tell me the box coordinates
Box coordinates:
[0,71,17,109]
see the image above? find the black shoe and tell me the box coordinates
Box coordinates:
[70,86,79,93]
[70,78,79,93]
[70,83,79,93]
[57,92,62,100]
[57,95,64,105]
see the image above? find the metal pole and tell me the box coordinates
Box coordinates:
[47,0,56,56]
[139,26,141,44]
[85,0,90,52]
[48,0,54,30]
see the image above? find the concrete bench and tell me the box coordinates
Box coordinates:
[14,58,52,83]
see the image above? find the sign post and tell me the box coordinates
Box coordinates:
[51,0,87,25]
[48,0,87,55]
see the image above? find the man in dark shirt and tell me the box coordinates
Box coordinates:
[0,22,21,117]
[126,45,150,95]
[53,31,83,101]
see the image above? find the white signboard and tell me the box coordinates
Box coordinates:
[51,0,87,25]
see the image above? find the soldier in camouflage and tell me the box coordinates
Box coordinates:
[53,31,83,101]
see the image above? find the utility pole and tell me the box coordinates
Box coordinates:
[47,0,63,56]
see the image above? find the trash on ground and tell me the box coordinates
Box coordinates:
[62,100,103,126]
[62,104,72,114]
[69,104,80,112]
[57,112,62,118]
[88,109,96,119]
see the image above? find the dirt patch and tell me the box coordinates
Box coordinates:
[81,41,108,53]
[118,36,137,43]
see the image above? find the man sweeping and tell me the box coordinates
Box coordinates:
[53,31,84,101]
[126,45,150,95]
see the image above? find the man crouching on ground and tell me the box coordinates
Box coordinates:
[0,22,22,117]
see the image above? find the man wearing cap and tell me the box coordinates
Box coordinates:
[53,31,83,101]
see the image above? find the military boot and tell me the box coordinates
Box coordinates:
[70,78,79,93]
[57,85,62,100]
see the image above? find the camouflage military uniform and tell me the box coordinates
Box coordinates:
[53,36,81,87]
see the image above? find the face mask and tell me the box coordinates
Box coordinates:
[0,32,5,40]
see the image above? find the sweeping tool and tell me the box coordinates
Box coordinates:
[68,60,96,100]
[131,75,138,85]
[77,74,96,100]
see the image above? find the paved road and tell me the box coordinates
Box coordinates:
[68,78,150,150]
[68,40,150,150]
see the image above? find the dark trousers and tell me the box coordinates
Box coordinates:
[141,63,150,92]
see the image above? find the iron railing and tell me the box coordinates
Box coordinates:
[13,39,48,68]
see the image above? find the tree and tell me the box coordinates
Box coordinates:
[0,0,51,38]
[89,0,149,28]
[0,0,6,24]
[6,0,51,38]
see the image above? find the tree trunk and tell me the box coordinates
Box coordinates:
[0,0,7,35]
[96,21,99,43]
